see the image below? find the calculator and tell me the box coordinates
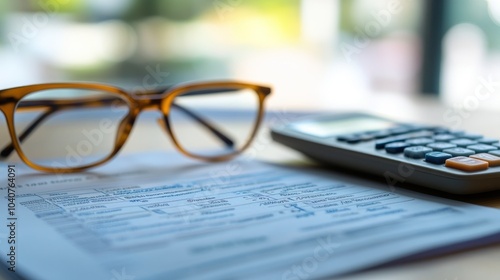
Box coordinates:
[270,112,500,194]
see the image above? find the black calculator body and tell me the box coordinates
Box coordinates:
[271,112,500,194]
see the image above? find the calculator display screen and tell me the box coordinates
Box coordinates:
[291,117,395,137]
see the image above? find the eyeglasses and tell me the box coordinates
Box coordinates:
[0,81,271,173]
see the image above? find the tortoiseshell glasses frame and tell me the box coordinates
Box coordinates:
[0,81,271,173]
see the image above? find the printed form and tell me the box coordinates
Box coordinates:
[2,152,500,280]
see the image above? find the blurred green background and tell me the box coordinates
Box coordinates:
[1,0,500,109]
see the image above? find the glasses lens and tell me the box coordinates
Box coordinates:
[168,86,261,159]
[13,88,130,169]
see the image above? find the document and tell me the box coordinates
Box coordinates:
[2,152,500,280]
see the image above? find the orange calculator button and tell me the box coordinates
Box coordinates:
[470,153,500,167]
[445,156,489,172]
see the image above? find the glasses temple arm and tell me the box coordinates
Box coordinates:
[170,103,234,147]
[0,107,58,158]
[135,87,237,146]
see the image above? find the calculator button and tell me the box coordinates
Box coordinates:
[478,138,499,144]
[337,134,361,143]
[374,131,435,149]
[405,138,434,146]
[385,142,411,153]
[449,139,478,147]
[466,144,497,153]
[388,127,411,135]
[488,150,500,157]
[404,146,433,159]
[425,152,452,164]
[336,135,350,141]
[426,142,457,152]
[357,134,375,141]
[375,138,399,149]
[460,133,483,140]
[432,134,456,142]
[449,130,466,136]
[371,131,392,139]
[470,153,500,167]
[442,147,475,157]
[445,156,488,172]
[430,127,450,134]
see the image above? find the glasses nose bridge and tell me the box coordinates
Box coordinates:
[135,96,164,112]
